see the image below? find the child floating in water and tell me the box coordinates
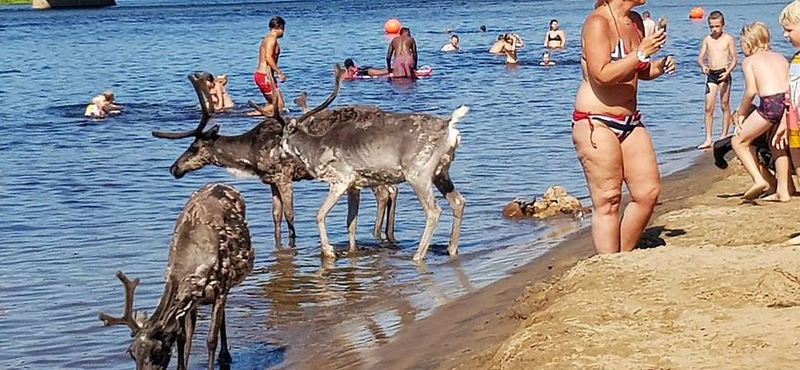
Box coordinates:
[212,74,235,111]
[84,90,122,119]
[731,22,791,201]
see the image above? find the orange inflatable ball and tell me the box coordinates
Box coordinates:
[689,7,705,20]
[384,18,402,34]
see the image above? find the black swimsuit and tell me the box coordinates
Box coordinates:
[547,31,562,42]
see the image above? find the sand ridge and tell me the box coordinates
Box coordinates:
[460,167,800,370]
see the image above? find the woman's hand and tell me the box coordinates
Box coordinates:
[658,56,676,75]
[638,28,666,57]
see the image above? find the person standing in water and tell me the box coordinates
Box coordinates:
[387,27,418,78]
[544,19,567,49]
[697,11,737,149]
[253,16,287,115]
[572,0,675,254]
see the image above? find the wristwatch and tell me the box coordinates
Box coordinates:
[636,50,651,63]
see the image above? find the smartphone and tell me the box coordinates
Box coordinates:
[658,16,668,32]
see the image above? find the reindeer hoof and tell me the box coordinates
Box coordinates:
[412,253,423,262]
[218,350,232,364]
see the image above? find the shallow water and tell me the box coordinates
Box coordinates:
[0,0,794,369]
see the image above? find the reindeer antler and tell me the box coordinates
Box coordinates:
[151,73,213,140]
[296,63,344,124]
[99,271,142,336]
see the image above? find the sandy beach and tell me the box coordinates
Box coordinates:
[372,158,800,369]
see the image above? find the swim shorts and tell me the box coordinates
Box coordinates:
[254,71,279,97]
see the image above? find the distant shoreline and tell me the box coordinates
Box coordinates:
[0,0,31,5]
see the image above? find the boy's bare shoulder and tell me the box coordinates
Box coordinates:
[722,33,736,42]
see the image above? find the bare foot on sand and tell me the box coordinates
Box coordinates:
[698,140,713,150]
[743,182,770,200]
[762,193,791,203]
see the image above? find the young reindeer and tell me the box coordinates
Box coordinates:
[152,73,397,249]
[278,64,469,261]
[99,183,254,370]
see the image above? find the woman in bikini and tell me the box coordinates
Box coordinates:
[573,0,676,254]
[544,19,567,49]
[732,22,791,201]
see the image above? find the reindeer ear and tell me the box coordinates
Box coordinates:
[203,124,221,137]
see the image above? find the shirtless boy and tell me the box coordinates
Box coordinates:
[386,28,418,79]
[253,16,286,116]
[697,10,738,149]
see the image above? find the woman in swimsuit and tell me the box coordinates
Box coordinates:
[544,19,567,49]
[732,22,791,201]
[572,0,675,254]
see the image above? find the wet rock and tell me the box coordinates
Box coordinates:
[503,186,590,220]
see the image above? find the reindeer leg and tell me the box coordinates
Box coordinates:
[206,293,228,370]
[218,308,232,364]
[269,183,284,248]
[178,308,197,370]
[346,189,361,253]
[434,172,465,256]
[386,185,398,244]
[408,177,442,262]
[317,183,349,259]
[372,186,388,241]
[277,181,297,247]
[177,316,187,370]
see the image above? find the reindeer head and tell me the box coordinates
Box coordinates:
[152,73,221,179]
[99,272,179,370]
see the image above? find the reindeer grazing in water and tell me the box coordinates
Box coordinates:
[152,73,397,249]
[99,183,253,370]
[275,64,468,261]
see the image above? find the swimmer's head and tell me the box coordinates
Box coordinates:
[400,27,410,36]
[708,10,725,36]
[549,19,559,30]
[344,58,356,69]
[480,25,487,32]
[740,21,771,56]
[781,0,800,47]
[269,16,286,36]
[216,74,228,85]
[103,90,115,102]
[642,11,651,19]
[497,34,505,41]
[542,52,551,62]
[450,34,459,47]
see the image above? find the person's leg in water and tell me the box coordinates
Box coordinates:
[719,76,733,139]
[619,126,661,251]
[573,119,624,253]
[700,77,720,149]
[732,110,775,199]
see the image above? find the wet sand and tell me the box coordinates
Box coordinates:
[370,155,800,369]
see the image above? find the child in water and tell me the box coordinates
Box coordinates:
[540,51,556,66]
[731,22,791,201]
[84,90,122,119]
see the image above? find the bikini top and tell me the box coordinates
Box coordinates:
[548,31,562,42]
[609,14,650,71]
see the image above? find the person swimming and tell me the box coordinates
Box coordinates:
[441,34,459,52]
[540,51,556,66]
[500,34,524,64]
[343,58,389,78]
[84,90,122,119]
[490,34,506,54]
[212,74,235,111]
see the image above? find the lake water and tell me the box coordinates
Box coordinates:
[0,0,794,369]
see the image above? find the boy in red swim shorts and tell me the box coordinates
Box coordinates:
[252,16,287,116]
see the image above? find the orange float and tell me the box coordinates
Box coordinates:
[384,18,402,34]
[689,7,705,20]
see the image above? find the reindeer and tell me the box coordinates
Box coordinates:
[152,73,397,250]
[273,64,468,261]
[99,183,253,370]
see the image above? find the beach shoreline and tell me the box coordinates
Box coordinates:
[370,152,734,369]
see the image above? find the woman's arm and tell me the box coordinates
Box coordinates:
[559,30,566,48]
